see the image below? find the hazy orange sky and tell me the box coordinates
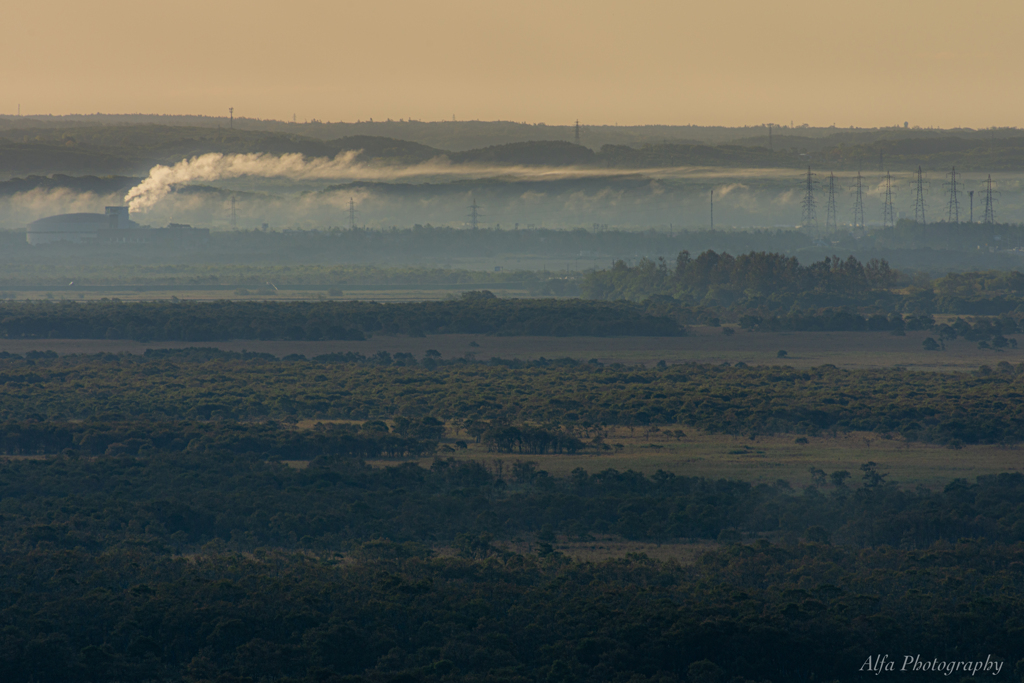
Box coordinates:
[5,0,1023,128]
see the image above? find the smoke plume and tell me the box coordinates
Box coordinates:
[123,152,809,213]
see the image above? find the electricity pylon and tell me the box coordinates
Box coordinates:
[469,199,481,230]
[945,167,962,223]
[882,172,896,229]
[982,175,997,224]
[825,172,840,232]
[853,171,865,229]
[800,167,817,230]
[913,166,927,225]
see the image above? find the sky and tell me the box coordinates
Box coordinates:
[4,0,1024,129]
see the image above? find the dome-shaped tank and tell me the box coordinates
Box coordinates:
[26,213,106,245]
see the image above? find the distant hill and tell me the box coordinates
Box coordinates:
[327,136,443,164]
[0,139,140,176]
[449,140,596,166]
[10,114,1020,149]
[0,127,448,177]
[3,117,1024,178]
[599,143,781,168]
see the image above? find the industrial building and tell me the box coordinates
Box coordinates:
[26,207,210,247]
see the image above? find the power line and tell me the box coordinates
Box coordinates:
[825,172,840,232]
[853,171,865,230]
[882,172,896,229]
[913,166,927,225]
[983,174,998,224]
[944,167,962,223]
[469,199,481,230]
[800,167,817,230]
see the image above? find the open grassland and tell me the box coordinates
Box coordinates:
[0,326,1018,370]
[361,427,1024,490]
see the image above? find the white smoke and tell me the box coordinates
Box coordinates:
[126,151,361,212]
[713,183,748,198]
[772,189,797,206]
[124,151,650,212]
[124,152,810,213]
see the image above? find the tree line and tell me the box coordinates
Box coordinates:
[3,288,1024,345]
[0,295,684,340]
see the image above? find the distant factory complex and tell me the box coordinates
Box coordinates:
[26,207,210,247]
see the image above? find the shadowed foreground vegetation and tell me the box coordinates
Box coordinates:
[2,305,1024,681]
[1,349,1022,445]
[1,444,1023,682]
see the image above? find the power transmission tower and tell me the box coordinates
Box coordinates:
[230,195,237,229]
[825,172,840,232]
[882,172,896,229]
[800,167,818,230]
[944,167,962,223]
[349,198,356,230]
[853,171,865,230]
[983,174,997,224]
[574,120,581,146]
[469,199,481,230]
[969,191,974,223]
[913,166,927,225]
[768,123,773,152]
[229,107,234,129]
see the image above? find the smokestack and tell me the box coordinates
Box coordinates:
[105,206,130,230]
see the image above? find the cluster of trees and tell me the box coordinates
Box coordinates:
[481,424,585,454]
[581,251,899,310]
[0,295,685,340]
[929,266,1024,314]
[2,351,1024,444]
[581,250,1024,319]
